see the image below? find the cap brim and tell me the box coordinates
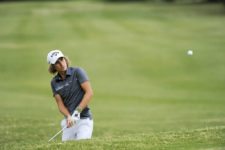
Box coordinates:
[51,56,64,64]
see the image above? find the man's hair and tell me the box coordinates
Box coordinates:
[48,57,70,74]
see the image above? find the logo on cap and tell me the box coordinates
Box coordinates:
[51,52,59,57]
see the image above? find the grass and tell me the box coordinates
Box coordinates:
[0,1,225,149]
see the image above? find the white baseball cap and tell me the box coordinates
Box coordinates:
[47,50,64,64]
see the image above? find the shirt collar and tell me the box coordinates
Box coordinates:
[55,67,72,81]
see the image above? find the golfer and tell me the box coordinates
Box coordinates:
[47,50,94,141]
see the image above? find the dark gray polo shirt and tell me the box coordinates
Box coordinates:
[51,67,92,119]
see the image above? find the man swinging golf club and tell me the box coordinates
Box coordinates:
[47,50,94,141]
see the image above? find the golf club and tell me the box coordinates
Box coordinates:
[48,126,67,142]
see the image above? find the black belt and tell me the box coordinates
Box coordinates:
[80,116,93,120]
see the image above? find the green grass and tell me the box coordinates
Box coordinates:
[0,1,225,149]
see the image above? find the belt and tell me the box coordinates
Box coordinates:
[80,116,93,120]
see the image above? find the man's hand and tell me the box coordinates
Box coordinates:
[66,115,75,128]
[66,107,82,128]
[71,110,80,123]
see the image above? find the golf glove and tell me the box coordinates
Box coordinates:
[71,110,80,123]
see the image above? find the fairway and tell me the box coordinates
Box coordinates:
[0,1,225,149]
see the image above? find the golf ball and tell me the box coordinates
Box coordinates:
[187,50,193,56]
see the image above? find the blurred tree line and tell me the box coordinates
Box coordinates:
[0,0,224,4]
[106,0,225,4]
[0,0,224,2]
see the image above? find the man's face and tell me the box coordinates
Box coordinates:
[54,57,67,72]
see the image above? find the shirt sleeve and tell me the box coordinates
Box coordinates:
[75,67,89,84]
[50,80,57,96]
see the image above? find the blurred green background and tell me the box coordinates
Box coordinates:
[0,0,225,149]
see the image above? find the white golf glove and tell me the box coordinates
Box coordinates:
[71,110,80,123]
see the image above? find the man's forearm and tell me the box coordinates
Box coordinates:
[78,92,93,111]
[55,94,71,117]
[59,106,71,117]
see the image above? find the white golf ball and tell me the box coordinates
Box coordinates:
[187,50,193,56]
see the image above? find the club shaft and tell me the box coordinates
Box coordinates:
[48,126,67,142]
